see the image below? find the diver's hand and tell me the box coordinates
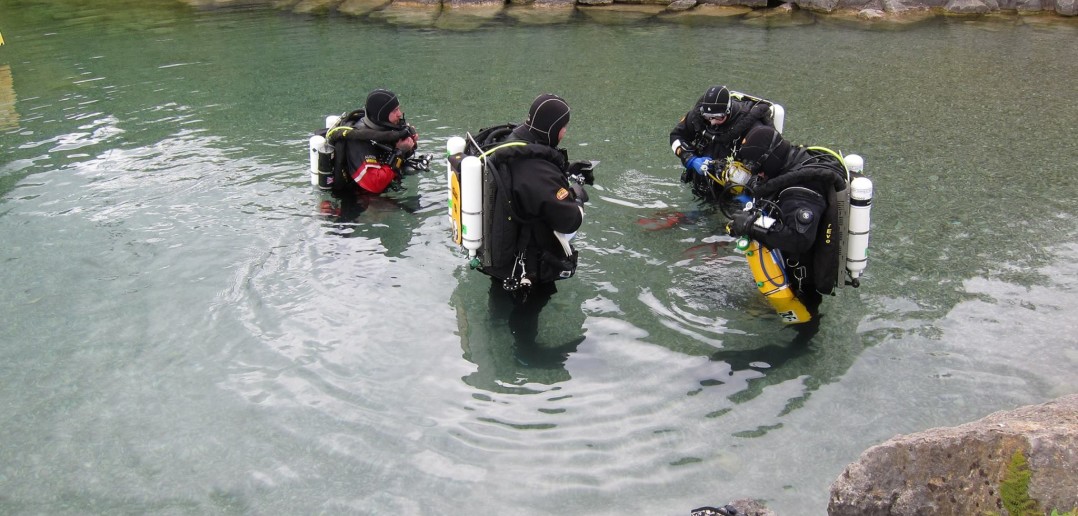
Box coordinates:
[396,135,416,153]
[570,183,588,205]
[568,161,596,185]
[728,211,758,237]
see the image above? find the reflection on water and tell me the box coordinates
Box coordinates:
[452,270,587,393]
[0,65,16,130]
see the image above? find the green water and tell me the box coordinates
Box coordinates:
[1,2,1076,514]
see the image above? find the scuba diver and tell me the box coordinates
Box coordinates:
[454,93,595,346]
[724,125,850,322]
[670,85,778,199]
[325,88,421,201]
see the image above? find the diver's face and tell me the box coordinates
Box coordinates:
[703,112,728,126]
[388,105,404,125]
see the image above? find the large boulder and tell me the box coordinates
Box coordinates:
[1056,0,1078,14]
[944,0,999,12]
[829,394,1078,516]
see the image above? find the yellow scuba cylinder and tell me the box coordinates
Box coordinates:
[736,237,812,324]
[446,137,466,246]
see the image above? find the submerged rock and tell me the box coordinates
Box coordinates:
[435,3,505,29]
[504,4,578,24]
[577,3,668,23]
[338,0,393,15]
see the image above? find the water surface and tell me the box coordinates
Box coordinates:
[1,3,1076,514]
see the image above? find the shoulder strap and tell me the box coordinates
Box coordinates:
[484,143,542,226]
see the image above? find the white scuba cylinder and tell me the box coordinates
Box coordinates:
[306,114,342,189]
[844,154,872,284]
[309,134,325,186]
[309,134,336,190]
[460,156,483,258]
[771,104,786,134]
[843,154,864,174]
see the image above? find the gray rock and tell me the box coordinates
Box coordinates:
[944,0,994,12]
[829,394,1078,516]
[880,0,911,12]
[1056,0,1078,14]
[1015,0,1043,11]
[731,499,777,516]
[797,0,841,11]
[667,0,700,10]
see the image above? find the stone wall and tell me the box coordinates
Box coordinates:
[180,0,1078,18]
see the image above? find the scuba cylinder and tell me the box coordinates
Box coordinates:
[460,156,483,261]
[843,154,872,287]
[739,239,812,324]
[308,134,330,188]
[731,90,785,133]
[771,104,786,133]
[731,206,810,324]
[308,115,342,190]
[446,137,466,246]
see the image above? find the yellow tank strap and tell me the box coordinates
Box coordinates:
[326,126,351,140]
[806,146,850,181]
[730,90,773,105]
[479,141,526,160]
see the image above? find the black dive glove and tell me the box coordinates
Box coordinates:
[568,161,596,186]
[728,211,762,239]
[387,150,406,174]
[570,182,588,205]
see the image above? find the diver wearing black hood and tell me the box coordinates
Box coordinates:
[465,94,595,347]
[670,85,776,199]
[325,88,419,198]
[475,93,595,302]
[727,125,848,317]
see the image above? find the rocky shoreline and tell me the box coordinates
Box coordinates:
[179,0,1076,28]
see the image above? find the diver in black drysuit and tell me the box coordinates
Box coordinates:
[670,85,775,199]
[478,94,593,346]
[726,125,847,322]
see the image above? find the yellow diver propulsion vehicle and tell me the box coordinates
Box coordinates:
[736,237,812,324]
